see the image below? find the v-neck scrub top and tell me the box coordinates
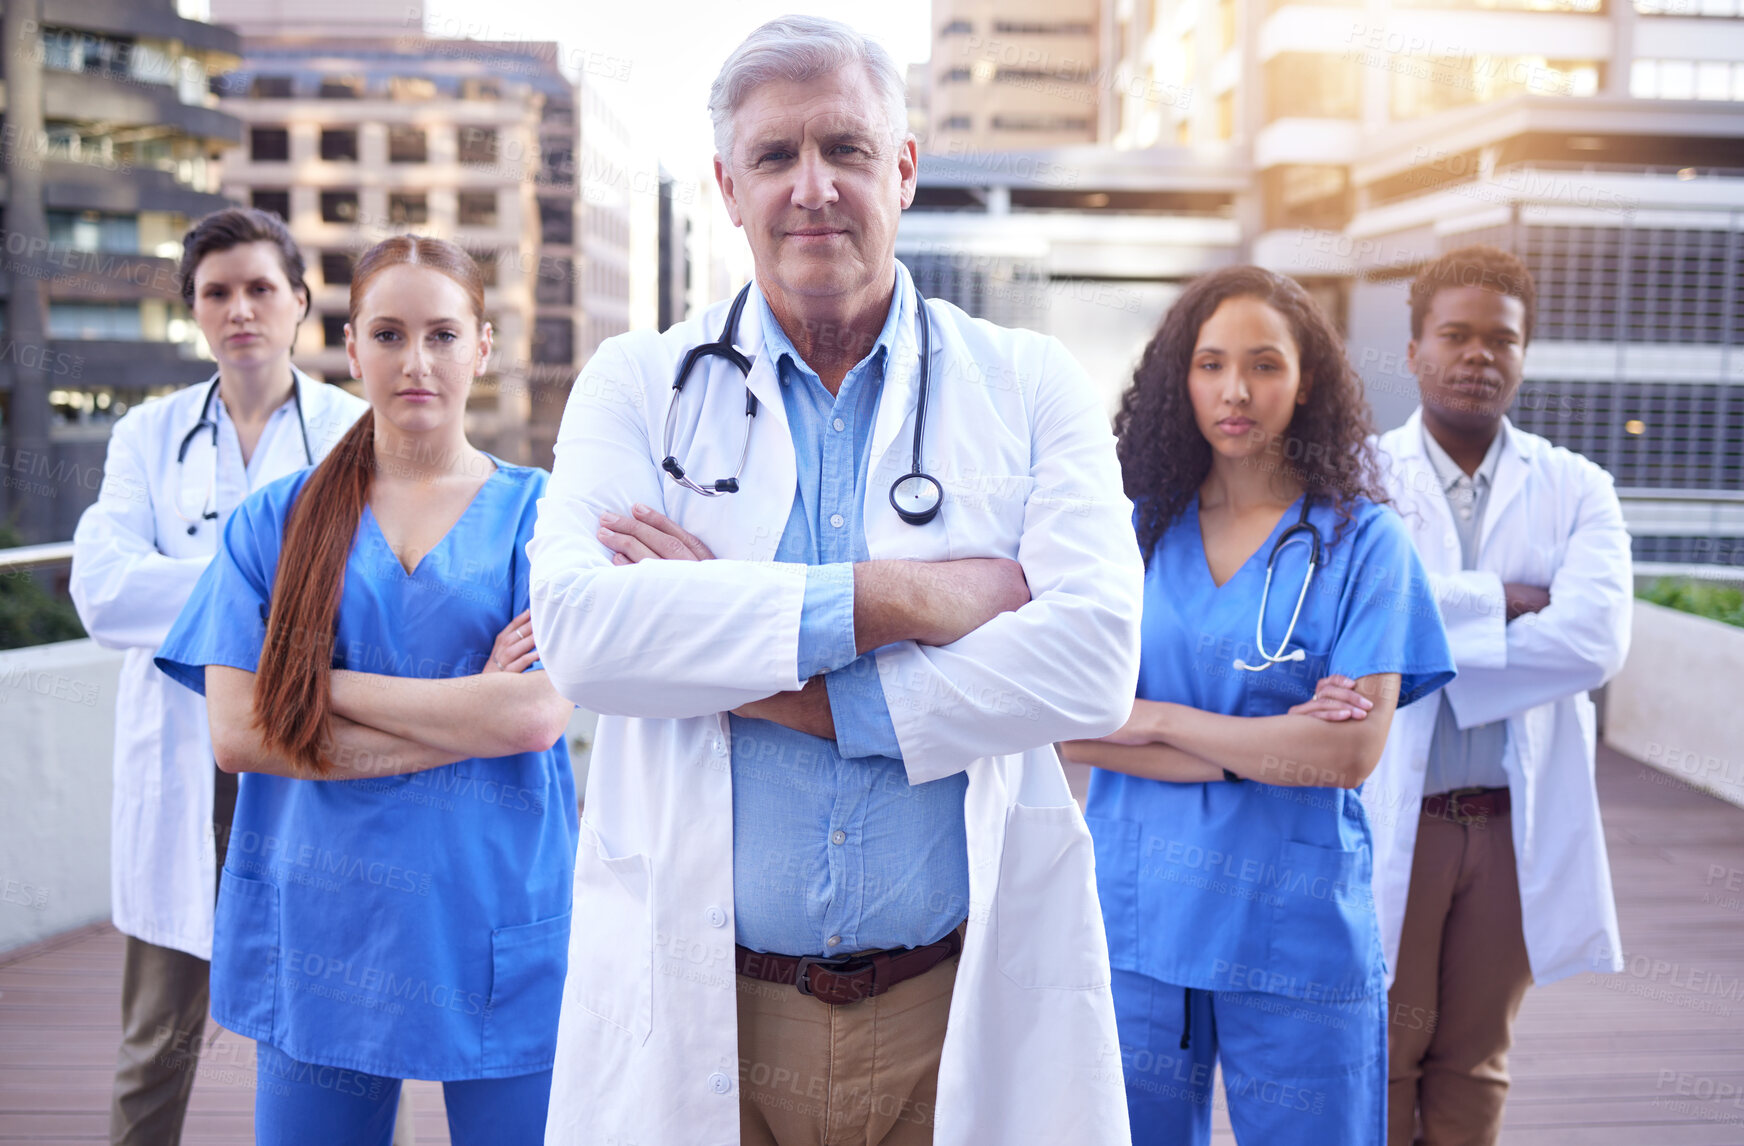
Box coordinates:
[155,457,578,1080]
[1086,495,1454,1003]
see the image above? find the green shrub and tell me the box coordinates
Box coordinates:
[1638,576,1744,630]
[0,527,86,651]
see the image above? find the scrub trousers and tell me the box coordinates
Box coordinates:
[1112,968,1387,1146]
[253,1044,553,1146]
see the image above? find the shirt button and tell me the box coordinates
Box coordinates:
[827,935,842,948]
[833,418,846,432]
[1443,535,1458,547]
[829,513,844,529]
[713,737,727,755]
[708,1072,732,1095]
[831,829,846,845]
[705,906,727,928]
[1458,507,1472,519]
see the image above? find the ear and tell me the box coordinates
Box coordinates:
[714,155,744,229]
[1405,338,1421,378]
[343,322,361,380]
[475,321,494,376]
[1296,371,1311,406]
[897,134,919,210]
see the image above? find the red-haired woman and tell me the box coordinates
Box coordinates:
[155,236,577,1144]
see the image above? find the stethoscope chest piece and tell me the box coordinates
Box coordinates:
[890,472,943,526]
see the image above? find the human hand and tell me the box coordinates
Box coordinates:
[1287,675,1374,722]
[483,609,537,674]
[731,676,835,739]
[598,503,716,564]
[1502,583,1550,622]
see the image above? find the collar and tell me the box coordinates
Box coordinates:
[752,266,911,389]
[1421,418,1507,491]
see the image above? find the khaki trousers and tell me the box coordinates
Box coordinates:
[1387,805,1534,1146]
[109,765,237,1145]
[735,947,959,1146]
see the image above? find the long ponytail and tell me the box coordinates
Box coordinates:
[254,410,375,773]
[249,234,486,775]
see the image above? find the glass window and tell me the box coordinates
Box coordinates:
[250,127,290,162]
[252,189,291,220]
[539,198,573,245]
[320,128,358,162]
[48,302,142,340]
[1265,53,1358,120]
[536,256,575,305]
[459,190,498,227]
[468,250,499,288]
[390,76,437,100]
[388,125,427,163]
[320,251,354,287]
[461,78,501,100]
[320,190,359,224]
[533,317,574,365]
[251,75,294,98]
[458,126,499,166]
[388,193,428,225]
[47,210,139,253]
[318,75,366,99]
[322,314,348,347]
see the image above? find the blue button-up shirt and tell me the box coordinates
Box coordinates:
[728,270,971,957]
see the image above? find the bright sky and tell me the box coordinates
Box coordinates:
[426,0,934,168]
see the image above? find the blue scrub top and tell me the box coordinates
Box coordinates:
[1086,494,1454,1003]
[155,457,578,1080]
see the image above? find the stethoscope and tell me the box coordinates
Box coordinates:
[174,372,312,535]
[1232,496,1323,672]
[660,282,944,526]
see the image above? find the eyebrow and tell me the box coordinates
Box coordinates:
[1194,344,1283,355]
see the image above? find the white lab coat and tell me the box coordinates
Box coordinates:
[1363,411,1630,988]
[530,278,1143,1146]
[70,368,367,960]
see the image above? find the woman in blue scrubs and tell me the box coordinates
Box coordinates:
[155,236,577,1145]
[1065,266,1454,1146]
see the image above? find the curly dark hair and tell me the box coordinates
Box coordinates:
[1115,265,1386,564]
[1409,244,1536,344]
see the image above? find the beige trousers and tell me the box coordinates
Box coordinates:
[735,948,959,1146]
[1387,806,1535,1146]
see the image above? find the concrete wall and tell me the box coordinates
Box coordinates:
[0,635,600,958]
[1605,600,1744,810]
[0,639,124,956]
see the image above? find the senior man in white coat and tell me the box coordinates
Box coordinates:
[1361,245,1631,1146]
[530,16,1142,1146]
[70,208,366,1145]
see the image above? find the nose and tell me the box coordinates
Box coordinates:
[403,337,431,379]
[227,291,254,324]
[1460,337,1495,365]
[1222,366,1251,408]
[790,149,838,212]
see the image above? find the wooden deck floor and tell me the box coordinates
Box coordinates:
[2,744,1740,1144]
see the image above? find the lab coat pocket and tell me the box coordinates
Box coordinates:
[1268,840,1382,1001]
[996,803,1112,990]
[944,473,1036,560]
[484,909,573,1072]
[209,870,279,1041]
[568,819,653,1044]
[1085,816,1139,968]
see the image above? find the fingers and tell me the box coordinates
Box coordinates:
[1288,697,1361,722]
[497,609,532,643]
[629,503,716,559]
[598,524,661,563]
[597,505,712,562]
[502,649,539,673]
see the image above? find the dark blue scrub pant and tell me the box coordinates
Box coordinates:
[253,1043,553,1146]
[1113,968,1387,1146]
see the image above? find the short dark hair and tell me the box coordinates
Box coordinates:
[1409,244,1535,345]
[177,207,310,320]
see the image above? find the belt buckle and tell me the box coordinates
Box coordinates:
[1444,786,1489,824]
[794,952,870,1001]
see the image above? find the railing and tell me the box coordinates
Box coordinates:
[0,543,75,571]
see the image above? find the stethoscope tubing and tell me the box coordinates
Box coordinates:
[174,371,313,533]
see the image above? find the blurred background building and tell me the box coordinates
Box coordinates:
[906,0,1744,573]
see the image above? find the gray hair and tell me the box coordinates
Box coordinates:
[709,15,909,163]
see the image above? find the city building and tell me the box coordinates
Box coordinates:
[927,0,1113,153]
[0,0,243,540]
[907,0,1744,571]
[210,0,633,468]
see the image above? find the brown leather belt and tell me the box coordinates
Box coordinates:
[1423,786,1510,824]
[735,928,963,1007]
